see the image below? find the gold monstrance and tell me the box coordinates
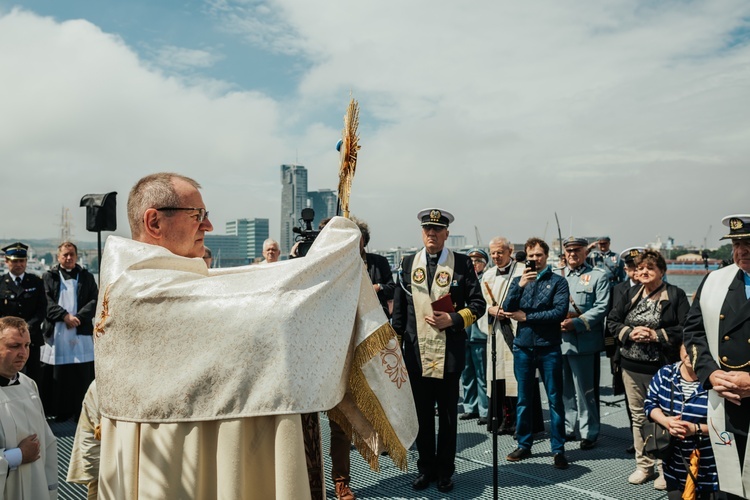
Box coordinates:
[337,97,360,219]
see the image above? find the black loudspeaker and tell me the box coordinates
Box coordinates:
[80,192,117,232]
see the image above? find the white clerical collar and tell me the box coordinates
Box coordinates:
[425,248,448,264]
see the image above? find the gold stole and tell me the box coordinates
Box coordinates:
[701,264,750,498]
[412,248,454,379]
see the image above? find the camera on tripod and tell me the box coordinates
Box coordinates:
[291,207,320,258]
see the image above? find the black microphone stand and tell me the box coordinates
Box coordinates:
[488,252,523,500]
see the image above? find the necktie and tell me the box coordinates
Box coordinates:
[14,277,21,287]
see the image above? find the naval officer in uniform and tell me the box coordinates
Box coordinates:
[0,243,46,386]
[684,214,750,499]
[560,237,610,450]
[392,208,485,494]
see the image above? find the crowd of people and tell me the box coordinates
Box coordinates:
[0,173,749,500]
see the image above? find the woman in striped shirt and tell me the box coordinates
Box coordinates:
[644,343,718,498]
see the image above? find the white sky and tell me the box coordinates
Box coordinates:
[1,1,748,251]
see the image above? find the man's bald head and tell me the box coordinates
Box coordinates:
[127,173,213,258]
[127,173,201,239]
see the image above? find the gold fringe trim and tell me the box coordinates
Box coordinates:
[329,322,410,472]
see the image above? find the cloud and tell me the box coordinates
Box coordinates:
[0,7,287,242]
[1,1,749,253]
[147,45,224,72]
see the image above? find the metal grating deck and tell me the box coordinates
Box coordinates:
[51,356,669,499]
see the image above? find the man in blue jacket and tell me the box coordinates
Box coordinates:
[503,237,570,469]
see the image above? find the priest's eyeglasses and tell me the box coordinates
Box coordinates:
[156,207,210,222]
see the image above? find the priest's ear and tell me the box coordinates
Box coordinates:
[142,208,164,241]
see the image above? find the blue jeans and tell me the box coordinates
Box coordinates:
[513,345,566,454]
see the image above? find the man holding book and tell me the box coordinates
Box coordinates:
[392,208,486,494]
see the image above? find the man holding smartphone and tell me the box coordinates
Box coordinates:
[392,208,486,494]
[502,237,570,469]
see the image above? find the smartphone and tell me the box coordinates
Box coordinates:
[525,260,536,272]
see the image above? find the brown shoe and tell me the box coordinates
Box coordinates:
[335,480,356,500]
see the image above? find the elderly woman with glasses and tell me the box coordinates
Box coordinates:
[607,250,690,490]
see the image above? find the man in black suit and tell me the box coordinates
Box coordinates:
[684,214,750,499]
[392,208,486,494]
[0,242,46,386]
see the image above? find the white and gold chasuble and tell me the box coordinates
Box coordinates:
[94,217,418,499]
[699,263,750,498]
[411,248,454,379]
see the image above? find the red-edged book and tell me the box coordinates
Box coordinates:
[431,294,455,313]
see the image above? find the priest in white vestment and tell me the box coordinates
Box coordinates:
[482,237,524,434]
[0,316,58,499]
[94,173,417,500]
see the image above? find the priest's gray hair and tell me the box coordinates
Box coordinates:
[488,237,513,252]
[263,238,279,250]
[128,172,201,238]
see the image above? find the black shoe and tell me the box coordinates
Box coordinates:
[580,439,597,450]
[564,433,578,442]
[412,473,434,490]
[477,417,488,425]
[554,453,569,469]
[460,412,479,420]
[506,447,531,462]
[625,445,635,454]
[437,477,454,493]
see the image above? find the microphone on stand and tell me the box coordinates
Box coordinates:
[488,249,526,500]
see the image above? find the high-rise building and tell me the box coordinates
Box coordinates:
[280,164,308,254]
[203,234,246,268]
[308,189,338,228]
[227,218,269,262]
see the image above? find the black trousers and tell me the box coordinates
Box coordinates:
[40,361,94,419]
[409,371,460,479]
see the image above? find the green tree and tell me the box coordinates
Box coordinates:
[709,244,732,262]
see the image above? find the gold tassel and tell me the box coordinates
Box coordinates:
[331,322,410,472]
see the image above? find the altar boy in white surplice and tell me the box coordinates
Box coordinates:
[0,316,58,499]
